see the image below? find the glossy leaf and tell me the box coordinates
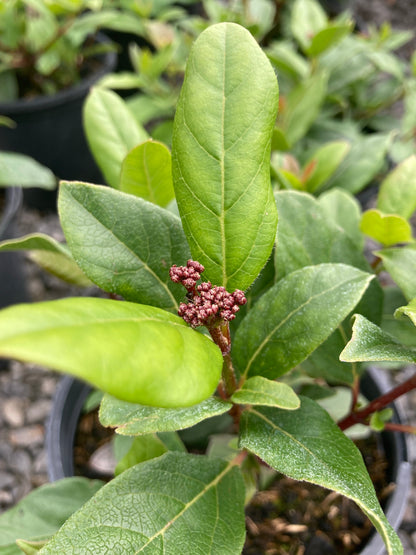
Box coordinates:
[99,395,232,436]
[303,141,350,193]
[340,314,416,363]
[59,181,190,310]
[0,297,223,408]
[0,478,103,555]
[319,189,364,250]
[172,23,279,291]
[395,299,416,328]
[233,263,373,379]
[0,151,56,189]
[83,87,148,188]
[360,209,413,246]
[231,376,300,409]
[40,452,246,555]
[377,246,416,301]
[119,140,175,207]
[274,191,369,281]
[0,233,91,287]
[377,155,416,219]
[240,399,402,555]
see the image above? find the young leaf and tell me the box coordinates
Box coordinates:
[240,398,402,555]
[377,246,416,301]
[0,478,103,555]
[0,151,56,189]
[302,141,350,193]
[0,233,91,287]
[274,191,369,281]
[59,181,190,310]
[395,299,416,327]
[231,376,300,409]
[306,23,352,57]
[83,87,148,188]
[377,155,416,219]
[119,139,175,207]
[340,314,416,364]
[99,395,232,435]
[360,209,413,246]
[172,22,279,292]
[40,452,246,555]
[233,263,374,379]
[0,298,223,408]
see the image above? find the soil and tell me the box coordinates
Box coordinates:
[73,409,391,555]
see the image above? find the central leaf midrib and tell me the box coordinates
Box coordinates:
[220,28,227,287]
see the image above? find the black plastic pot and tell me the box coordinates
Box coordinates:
[46,367,411,554]
[0,35,117,211]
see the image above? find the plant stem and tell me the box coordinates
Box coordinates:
[338,373,416,431]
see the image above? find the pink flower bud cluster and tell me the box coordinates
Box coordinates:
[170,260,247,328]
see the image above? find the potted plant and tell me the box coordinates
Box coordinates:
[0,21,414,554]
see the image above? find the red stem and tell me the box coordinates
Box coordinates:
[338,373,416,431]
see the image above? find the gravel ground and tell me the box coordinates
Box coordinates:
[1,0,416,550]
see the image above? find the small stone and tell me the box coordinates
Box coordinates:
[88,442,116,475]
[26,400,51,424]
[0,490,13,506]
[12,450,32,478]
[33,451,47,475]
[2,398,26,427]
[0,471,14,490]
[9,425,44,447]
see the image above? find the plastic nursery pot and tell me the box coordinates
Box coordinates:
[0,34,117,212]
[46,368,411,554]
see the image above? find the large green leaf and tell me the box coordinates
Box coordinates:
[119,140,175,207]
[0,478,103,555]
[360,209,413,246]
[233,263,373,379]
[0,298,223,408]
[172,22,278,292]
[319,188,363,250]
[83,87,148,188]
[59,181,190,310]
[0,233,91,287]
[239,398,402,555]
[99,395,232,436]
[0,151,56,189]
[290,0,327,52]
[340,314,416,364]
[377,155,416,219]
[39,452,246,554]
[231,376,300,409]
[377,246,416,301]
[274,191,369,281]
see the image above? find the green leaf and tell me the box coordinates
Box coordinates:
[115,434,168,475]
[370,408,393,432]
[274,191,369,281]
[231,376,300,409]
[40,452,246,555]
[290,0,327,52]
[0,478,103,555]
[0,151,56,189]
[240,398,402,555]
[323,133,392,194]
[340,314,416,363]
[119,139,175,207]
[360,209,413,246]
[99,395,232,435]
[266,41,309,81]
[59,181,190,310]
[172,22,279,291]
[233,263,373,379]
[377,155,416,219]
[395,298,416,327]
[83,87,148,189]
[303,141,351,193]
[377,246,416,301]
[381,287,416,347]
[0,297,223,408]
[319,188,364,250]
[306,23,352,57]
[277,72,328,147]
[16,538,46,554]
[0,233,91,287]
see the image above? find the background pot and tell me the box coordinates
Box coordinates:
[0,35,117,210]
[46,367,411,553]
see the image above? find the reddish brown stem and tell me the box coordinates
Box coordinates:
[338,373,416,431]
[383,422,416,434]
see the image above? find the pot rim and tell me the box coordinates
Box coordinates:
[0,33,117,115]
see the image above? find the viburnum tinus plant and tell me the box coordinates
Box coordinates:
[0,21,415,555]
